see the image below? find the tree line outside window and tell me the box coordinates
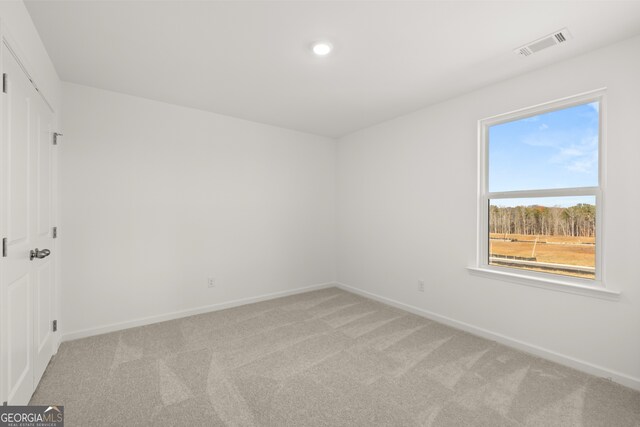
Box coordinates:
[489,203,596,238]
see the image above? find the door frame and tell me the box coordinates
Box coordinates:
[0,19,60,405]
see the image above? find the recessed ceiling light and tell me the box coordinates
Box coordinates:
[312,41,333,56]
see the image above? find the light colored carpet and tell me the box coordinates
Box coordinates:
[30,287,639,426]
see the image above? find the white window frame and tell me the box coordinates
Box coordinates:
[471,88,620,300]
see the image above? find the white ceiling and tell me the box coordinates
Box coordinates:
[25,1,640,137]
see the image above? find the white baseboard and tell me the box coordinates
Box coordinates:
[61,282,336,342]
[335,282,640,391]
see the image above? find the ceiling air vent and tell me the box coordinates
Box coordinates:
[514,28,572,57]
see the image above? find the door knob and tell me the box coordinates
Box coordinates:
[30,248,51,260]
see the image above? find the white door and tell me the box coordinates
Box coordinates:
[1,43,56,405]
[31,66,55,387]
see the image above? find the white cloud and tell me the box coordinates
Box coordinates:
[548,134,598,174]
[558,147,584,157]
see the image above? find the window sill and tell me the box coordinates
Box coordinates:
[467,267,621,301]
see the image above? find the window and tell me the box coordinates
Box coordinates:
[478,90,605,287]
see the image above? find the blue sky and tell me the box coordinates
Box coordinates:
[489,102,599,199]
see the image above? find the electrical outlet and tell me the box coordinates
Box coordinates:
[418,280,425,292]
[207,277,216,288]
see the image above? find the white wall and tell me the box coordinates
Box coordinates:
[61,83,336,337]
[337,35,640,389]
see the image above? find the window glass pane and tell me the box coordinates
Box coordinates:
[489,102,599,192]
[489,196,595,279]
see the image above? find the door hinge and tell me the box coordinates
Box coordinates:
[2,73,7,93]
[53,132,62,145]
[52,227,58,239]
[52,320,57,332]
[2,237,6,257]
